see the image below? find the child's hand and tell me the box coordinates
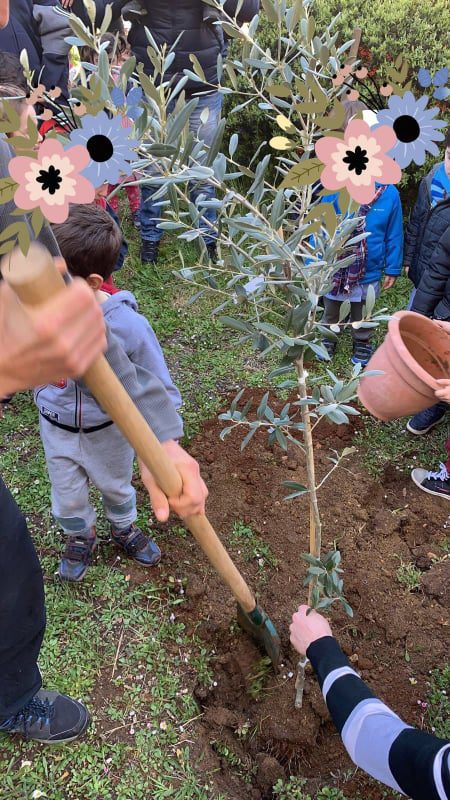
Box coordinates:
[138,441,208,522]
[290,605,333,656]
[435,379,450,402]
[383,276,397,290]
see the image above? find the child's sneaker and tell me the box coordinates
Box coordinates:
[411,463,450,499]
[0,689,90,743]
[316,339,337,362]
[58,529,97,582]
[132,211,141,230]
[351,342,373,366]
[111,523,161,566]
[406,403,447,435]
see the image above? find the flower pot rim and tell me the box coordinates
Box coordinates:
[388,310,445,389]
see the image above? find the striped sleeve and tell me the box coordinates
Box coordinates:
[307,636,450,800]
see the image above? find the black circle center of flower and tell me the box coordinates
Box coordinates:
[343,145,369,176]
[86,134,114,162]
[393,115,420,144]
[36,165,62,195]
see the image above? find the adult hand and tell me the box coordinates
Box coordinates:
[383,276,397,290]
[60,0,74,8]
[290,605,332,656]
[138,440,208,522]
[435,379,450,402]
[0,259,106,395]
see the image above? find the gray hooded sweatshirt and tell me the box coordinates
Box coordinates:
[34,290,183,440]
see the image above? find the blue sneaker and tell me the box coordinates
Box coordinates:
[111,523,161,567]
[316,339,337,362]
[351,342,373,366]
[58,529,97,582]
[0,689,90,743]
[406,403,447,436]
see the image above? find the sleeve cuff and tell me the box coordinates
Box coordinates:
[306,636,351,691]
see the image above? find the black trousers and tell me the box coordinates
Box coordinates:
[0,478,45,721]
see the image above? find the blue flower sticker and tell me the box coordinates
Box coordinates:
[376,91,446,168]
[418,67,450,101]
[110,85,143,121]
[69,111,138,187]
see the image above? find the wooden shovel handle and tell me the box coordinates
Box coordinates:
[1,244,256,613]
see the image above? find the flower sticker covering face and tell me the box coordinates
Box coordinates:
[315,119,401,204]
[69,111,138,187]
[376,91,446,168]
[8,139,95,223]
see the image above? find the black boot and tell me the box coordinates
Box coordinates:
[141,241,159,265]
[206,243,218,263]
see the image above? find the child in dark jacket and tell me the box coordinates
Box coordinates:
[404,129,450,294]
[410,231,450,499]
[405,135,450,437]
[35,203,182,582]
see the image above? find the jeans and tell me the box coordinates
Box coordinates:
[140,91,223,246]
[0,478,45,722]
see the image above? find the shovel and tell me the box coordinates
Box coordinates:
[2,243,281,669]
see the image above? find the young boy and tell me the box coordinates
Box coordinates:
[404,130,450,435]
[35,203,183,581]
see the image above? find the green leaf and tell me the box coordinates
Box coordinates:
[280,158,323,189]
[0,177,17,204]
[219,315,251,333]
[189,53,206,83]
[240,428,257,451]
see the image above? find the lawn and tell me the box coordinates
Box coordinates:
[0,220,448,800]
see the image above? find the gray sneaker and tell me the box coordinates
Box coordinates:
[0,690,90,743]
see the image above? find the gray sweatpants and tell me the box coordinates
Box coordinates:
[39,417,137,538]
[322,298,372,343]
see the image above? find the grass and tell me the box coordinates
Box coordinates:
[427,665,450,738]
[395,560,423,592]
[229,519,278,571]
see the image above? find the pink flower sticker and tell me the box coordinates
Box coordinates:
[316,119,401,204]
[8,138,95,224]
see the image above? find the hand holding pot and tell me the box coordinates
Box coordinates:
[290,605,332,655]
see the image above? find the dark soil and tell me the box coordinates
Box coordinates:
[145,390,450,800]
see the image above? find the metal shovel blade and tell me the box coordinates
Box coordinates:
[237,603,281,669]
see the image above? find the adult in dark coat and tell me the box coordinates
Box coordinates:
[112,0,260,264]
[0,0,72,95]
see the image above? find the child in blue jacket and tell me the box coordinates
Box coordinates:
[317,106,404,365]
[319,183,404,365]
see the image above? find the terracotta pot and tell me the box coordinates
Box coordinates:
[357,310,450,421]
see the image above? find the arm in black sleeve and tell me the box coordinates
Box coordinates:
[404,177,428,269]
[307,636,450,800]
[224,0,260,23]
[412,228,450,317]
